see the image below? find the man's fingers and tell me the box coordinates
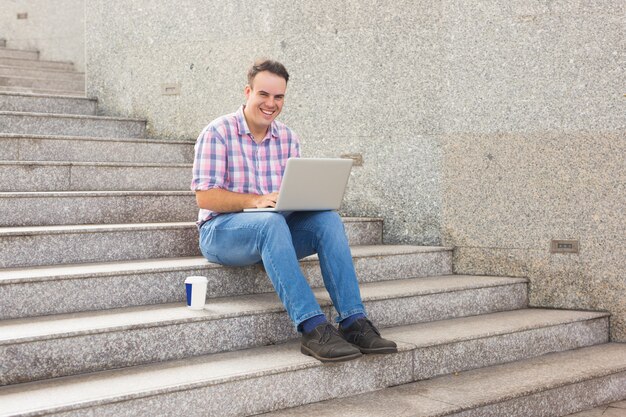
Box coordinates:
[253,193,278,208]
[265,192,279,207]
[267,195,277,206]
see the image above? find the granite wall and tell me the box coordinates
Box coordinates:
[438,1,625,341]
[0,0,85,71]
[84,0,444,246]
[84,1,625,340]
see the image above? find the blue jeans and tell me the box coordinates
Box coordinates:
[199,211,366,329]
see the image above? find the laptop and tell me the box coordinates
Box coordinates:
[243,158,353,212]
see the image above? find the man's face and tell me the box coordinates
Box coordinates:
[244,71,287,134]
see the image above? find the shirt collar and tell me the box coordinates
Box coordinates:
[236,105,278,141]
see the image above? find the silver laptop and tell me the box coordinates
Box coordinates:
[243,158,353,212]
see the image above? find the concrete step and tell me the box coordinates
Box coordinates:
[565,401,626,416]
[0,75,84,92]
[0,161,189,192]
[0,218,384,268]
[0,65,84,81]
[0,318,619,417]
[0,48,38,60]
[263,343,626,417]
[0,85,84,96]
[0,191,197,227]
[0,57,74,71]
[0,111,145,138]
[0,275,531,385]
[0,286,561,389]
[0,92,96,115]
[0,245,452,319]
[0,133,195,164]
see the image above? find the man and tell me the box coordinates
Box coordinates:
[191,59,396,363]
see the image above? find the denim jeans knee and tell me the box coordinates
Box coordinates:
[198,212,324,328]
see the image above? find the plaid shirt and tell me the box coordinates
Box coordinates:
[191,106,301,226]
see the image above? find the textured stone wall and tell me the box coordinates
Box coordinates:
[0,0,85,71]
[84,0,444,246]
[438,1,625,341]
[84,1,625,340]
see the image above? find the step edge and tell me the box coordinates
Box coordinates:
[393,310,610,348]
[0,276,532,344]
[0,74,84,82]
[0,87,85,96]
[0,65,85,75]
[0,160,192,168]
[0,56,73,65]
[1,333,621,417]
[2,307,607,347]
[354,276,528,305]
[0,218,385,236]
[0,133,195,145]
[0,221,197,236]
[0,47,39,54]
[0,110,145,123]
[0,190,195,198]
[0,91,94,101]
[3,307,607,347]
[0,246,449,283]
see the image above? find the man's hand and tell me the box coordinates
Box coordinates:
[196,189,279,212]
[251,192,279,208]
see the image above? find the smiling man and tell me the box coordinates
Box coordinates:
[191,59,396,363]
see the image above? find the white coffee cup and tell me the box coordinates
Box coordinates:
[185,276,208,310]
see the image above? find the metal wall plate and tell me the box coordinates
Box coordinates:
[550,239,579,254]
[340,153,363,166]
[161,83,181,96]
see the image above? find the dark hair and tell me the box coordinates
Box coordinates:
[247,59,289,87]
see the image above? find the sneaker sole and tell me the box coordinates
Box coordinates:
[300,345,363,363]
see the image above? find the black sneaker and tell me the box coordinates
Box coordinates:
[339,318,398,354]
[301,323,363,363]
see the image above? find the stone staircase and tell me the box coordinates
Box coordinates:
[0,40,84,97]
[0,42,625,417]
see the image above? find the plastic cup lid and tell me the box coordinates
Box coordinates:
[184,276,208,284]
